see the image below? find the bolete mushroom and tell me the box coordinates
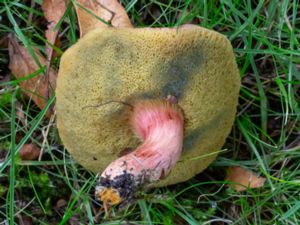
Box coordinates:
[56,25,240,206]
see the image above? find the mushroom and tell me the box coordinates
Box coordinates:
[56,25,240,207]
[95,96,184,207]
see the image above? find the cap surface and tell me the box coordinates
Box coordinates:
[56,25,240,187]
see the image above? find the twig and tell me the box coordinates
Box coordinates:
[39,111,56,161]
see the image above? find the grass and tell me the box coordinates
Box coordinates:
[0,0,299,224]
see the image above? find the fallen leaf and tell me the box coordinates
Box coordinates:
[225,166,266,191]
[42,0,67,101]
[74,0,133,37]
[44,19,60,58]
[42,0,68,24]
[8,35,57,116]
[41,0,68,59]
[19,143,41,160]
[56,199,67,208]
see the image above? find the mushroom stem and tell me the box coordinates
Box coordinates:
[95,98,184,205]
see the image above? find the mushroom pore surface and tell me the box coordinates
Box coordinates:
[56,25,240,187]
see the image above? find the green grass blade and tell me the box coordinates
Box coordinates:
[8,88,17,225]
[0,94,55,174]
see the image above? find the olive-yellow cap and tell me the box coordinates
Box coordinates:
[56,25,240,187]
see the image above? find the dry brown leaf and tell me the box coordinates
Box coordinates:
[19,143,41,160]
[42,0,68,23]
[8,35,57,115]
[44,22,59,59]
[74,0,133,37]
[42,0,68,59]
[56,198,67,208]
[225,166,266,191]
[41,0,67,103]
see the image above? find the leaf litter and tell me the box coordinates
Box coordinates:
[19,143,41,161]
[4,1,270,222]
[8,35,56,117]
[74,0,133,37]
[226,166,266,191]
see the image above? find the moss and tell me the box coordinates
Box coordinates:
[56,25,240,186]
